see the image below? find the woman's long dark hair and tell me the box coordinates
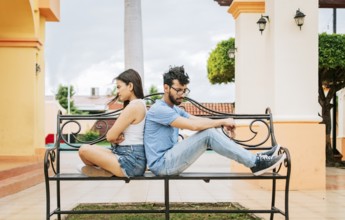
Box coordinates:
[109,69,144,108]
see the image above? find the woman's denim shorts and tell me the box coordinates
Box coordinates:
[111,144,146,177]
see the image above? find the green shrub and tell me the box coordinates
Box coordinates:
[77,130,100,142]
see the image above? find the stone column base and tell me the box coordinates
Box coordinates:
[0,147,46,163]
[231,121,325,190]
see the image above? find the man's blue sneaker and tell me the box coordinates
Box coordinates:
[251,153,286,176]
[259,145,281,157]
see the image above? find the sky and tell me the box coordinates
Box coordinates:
[45,1,345,102]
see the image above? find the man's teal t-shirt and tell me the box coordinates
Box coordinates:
[144,99,190,171]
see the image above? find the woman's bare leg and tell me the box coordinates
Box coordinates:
[79,144,125,177]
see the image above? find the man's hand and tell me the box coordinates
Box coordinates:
[223,118,236,139]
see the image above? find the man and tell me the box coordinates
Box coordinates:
[144,66,285,176]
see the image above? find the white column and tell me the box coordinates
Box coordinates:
[233,0,320,120]
[266,0,320,122]
[124,0,144,84]
[234,13,273,114]
[229,0,325,190]
[338,88,345,137]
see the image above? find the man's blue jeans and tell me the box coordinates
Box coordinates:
[151,128,257,176]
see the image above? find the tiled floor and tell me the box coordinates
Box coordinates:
[1,151,345,220]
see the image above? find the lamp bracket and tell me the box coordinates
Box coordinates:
[262,15,269,22]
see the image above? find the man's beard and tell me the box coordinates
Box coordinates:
[168,93,183,105]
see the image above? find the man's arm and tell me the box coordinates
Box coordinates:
[170,115,235,131]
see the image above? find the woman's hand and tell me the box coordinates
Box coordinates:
[113,133,125,144]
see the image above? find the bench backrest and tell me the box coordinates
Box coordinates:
[55,93,277,151]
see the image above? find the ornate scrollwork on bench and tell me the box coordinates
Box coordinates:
[56,108,123,148]
[183,96,277,149]
[44,147,57,175]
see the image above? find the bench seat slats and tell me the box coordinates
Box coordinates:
[51,171,286,181]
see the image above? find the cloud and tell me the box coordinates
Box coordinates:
[45,0,236,102]
[46,2,344,103]
[71,54,124,96]
[46,52,124,96]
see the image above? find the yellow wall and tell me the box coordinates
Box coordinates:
[0,0,36,38]
[0,48,38,155]
[0,0,59,160]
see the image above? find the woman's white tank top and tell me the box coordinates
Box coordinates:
[118,99,146,146]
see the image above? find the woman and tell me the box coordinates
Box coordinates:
[78,69,147,177]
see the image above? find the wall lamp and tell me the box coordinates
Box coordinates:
[36,63,41,75]
[294,8,306,30]
[257,15,269,35]
[227,47,237,59]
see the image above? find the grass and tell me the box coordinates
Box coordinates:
[65,202,262,220]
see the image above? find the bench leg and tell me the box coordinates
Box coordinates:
[285,183,289,220]
[270,178,277,220]
[45,177,51,220]
[284,148,291,220]
[164,178,170,220]
[57,180,61,220]
[285,169,291,220]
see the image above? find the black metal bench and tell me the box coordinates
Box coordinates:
[44,94,291,220]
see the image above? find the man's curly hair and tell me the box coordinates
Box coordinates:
[163,66,190,86]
